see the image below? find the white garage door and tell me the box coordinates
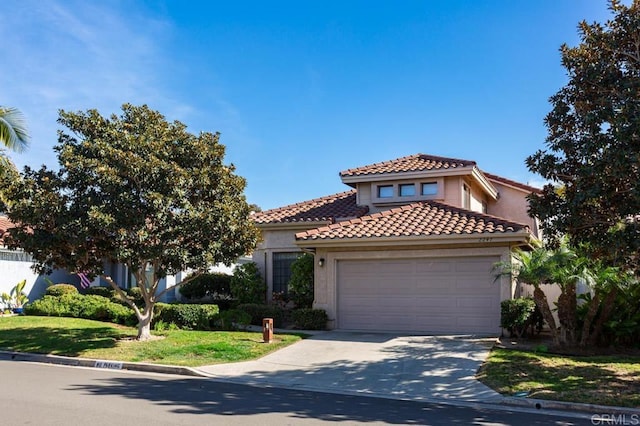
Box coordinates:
[337,257,501,334]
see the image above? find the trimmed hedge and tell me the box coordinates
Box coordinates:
[84,286,116,298]
[291,308,328,330]
[45,284,79,297]
[153,303,219,330]
[25,294,137,326]
[179,272,233,300]
[237,303,286,328]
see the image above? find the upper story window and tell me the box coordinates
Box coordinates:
[463,183,471,210]
[377,185,394,198]
[421,182,437,196]
[399,184,415,197]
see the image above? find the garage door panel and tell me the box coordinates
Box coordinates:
[337,257,500,334]
[455,278,495,292]
[457,296,495,309]
[415,260,454,273]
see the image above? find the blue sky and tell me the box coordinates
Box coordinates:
[1,1,613,210]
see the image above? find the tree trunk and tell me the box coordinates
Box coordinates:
[588,287,618,346]
[533,286,559,345]
[557,282,577,345]
[136,307,154,341]
[579,291,601,347]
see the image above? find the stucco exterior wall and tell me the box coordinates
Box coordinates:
[312,245,514,329]
[487,182,540,238]
[0,248,85,309]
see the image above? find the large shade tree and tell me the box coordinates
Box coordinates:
[3,104,259,340]
[526,0,640,270]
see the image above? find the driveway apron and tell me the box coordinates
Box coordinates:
[196,332,501,402]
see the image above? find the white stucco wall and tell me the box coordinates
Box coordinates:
[0,248,81,309]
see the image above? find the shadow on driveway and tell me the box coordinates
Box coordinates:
[197,332,501,401]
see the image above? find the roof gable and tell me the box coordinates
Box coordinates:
[296,200,529,241]
[483,171,542,194]
[339,153,476,178]
[252,190,369,225]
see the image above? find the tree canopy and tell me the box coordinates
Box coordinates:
[526,0,640,270]
[3,104,259,339]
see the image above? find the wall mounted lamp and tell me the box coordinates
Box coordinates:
[318,258,325,267]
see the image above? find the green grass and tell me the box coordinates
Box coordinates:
[477,348,640,408]
[0,316,302,367]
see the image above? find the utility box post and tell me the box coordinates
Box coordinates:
[262,318,273,343]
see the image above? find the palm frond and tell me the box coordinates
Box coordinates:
[0,106,30,153]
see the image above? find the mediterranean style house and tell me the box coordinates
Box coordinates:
[251,153,541,334]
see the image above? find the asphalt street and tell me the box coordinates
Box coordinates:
[0,360,604,425]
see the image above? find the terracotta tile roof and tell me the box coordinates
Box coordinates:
[296,200,529,241]
[0,216,15,244]
[252,190,369,225]
[340,153,476,177]
[483,171,542,194]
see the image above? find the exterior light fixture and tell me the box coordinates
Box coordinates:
[318,258,325,267]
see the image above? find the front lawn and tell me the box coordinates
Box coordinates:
[0,316,302,367]
[477,348,640,408]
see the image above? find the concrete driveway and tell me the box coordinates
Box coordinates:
[196,332,501,402]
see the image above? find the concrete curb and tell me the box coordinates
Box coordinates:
[2,350,638,417]
[0,350,207,378]
[495,395,640,417]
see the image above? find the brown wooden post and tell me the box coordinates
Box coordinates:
[262,318,273,343]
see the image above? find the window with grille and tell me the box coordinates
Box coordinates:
[272,252,300,294]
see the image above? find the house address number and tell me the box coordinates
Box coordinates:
[478,237,493,242]
[94,361,124,370]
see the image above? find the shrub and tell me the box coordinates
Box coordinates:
[153,319,179,332]
[230,262,266,304]
[500,298,537,338]
[237,303,286,328]
[216,309,252,331]
[601,282,640,346]
[126,287,144,306]
[25,293,136,326]
[153,303,220,330]
[25,295,68,317]
[291,308,327,330]
[288,253,314,308]
[179,272,233,300]
[45,284,79,297]
[84,286,116,298]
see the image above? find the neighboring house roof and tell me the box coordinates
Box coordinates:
[0,215,14,244]
[483,171,542,194]
[296,200,529,242]
[339,153,476,177]
[252,190,369,225]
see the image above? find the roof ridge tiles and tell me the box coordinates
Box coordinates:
[339,153,477,177]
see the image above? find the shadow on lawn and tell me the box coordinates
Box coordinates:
[0,326,123,356]
[477,349,640,407]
